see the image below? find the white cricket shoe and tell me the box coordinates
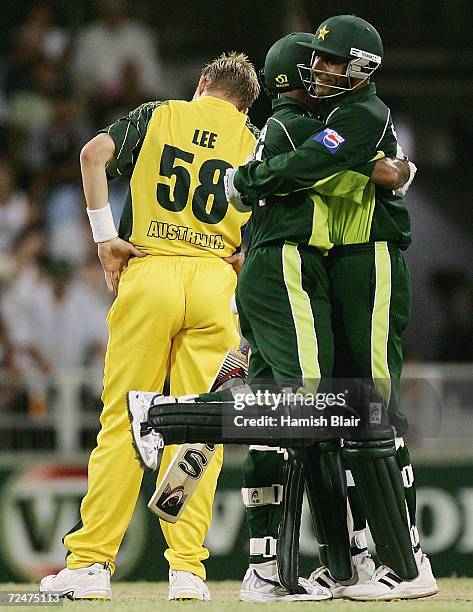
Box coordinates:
[308,554,376,598]
[127,391,170,470]
[239,567,332,602]
[343,555,438,600]
[168,570,211,601]
[39,563,111,600]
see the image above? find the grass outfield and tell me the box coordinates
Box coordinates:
[0,579,471,610]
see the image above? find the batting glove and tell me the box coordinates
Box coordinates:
[395,160,417,196]
[396,142,407,159]
[224,168,252,212]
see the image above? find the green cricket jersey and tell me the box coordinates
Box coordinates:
[248,97,377,252]
[236,84,412,249]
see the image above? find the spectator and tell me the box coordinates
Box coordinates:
[72,0,165,123]
[1,223,47,307]
[7,57,68,167]
[13,256,109,371]
[28,92,91,182]
[45,189,92,264]
[1,225,48,379]
[78,254,113,404]
[5,256,109,415]
[0,314,27,413]
[17,1,70,65]
[3,23,39,100]
[0,159,30,256]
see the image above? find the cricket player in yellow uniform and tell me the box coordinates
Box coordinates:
[40,53,260,601]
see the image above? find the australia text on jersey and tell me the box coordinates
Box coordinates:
[147,220,225,249]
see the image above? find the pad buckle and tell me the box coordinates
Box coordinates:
[241,484,283,506]
[263,536,276,558]
[250,536,277,558]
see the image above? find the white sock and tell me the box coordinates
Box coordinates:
[351,529,367,551]
[351,530,369,566]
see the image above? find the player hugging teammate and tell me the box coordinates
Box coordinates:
[130,15,438,604]
[41,12,438,605]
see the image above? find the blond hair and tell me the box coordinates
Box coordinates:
[201,51,260,110]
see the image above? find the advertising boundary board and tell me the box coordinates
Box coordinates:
[0,456,472,581]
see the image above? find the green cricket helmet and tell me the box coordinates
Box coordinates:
[297,15,384,98]
[260,32,314,98]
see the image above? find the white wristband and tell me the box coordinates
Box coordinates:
[86,204,118,243]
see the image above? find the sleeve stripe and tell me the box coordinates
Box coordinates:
[376,109,391,148]
[116,121,131,161]
[268,117,296,151]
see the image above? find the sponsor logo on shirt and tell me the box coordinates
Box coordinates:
[313,128,346,153]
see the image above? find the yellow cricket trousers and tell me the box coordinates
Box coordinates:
[64,255,240,579]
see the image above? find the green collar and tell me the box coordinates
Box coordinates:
[321,82,377,116]
[271,95,313,115]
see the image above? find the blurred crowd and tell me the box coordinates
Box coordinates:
[0,0,168,416]
[0,1,471,423]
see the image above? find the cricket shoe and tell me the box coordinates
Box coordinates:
[343,555,438,600]
[308,554,376,598]
[239,567,332,602]
[39,563,111,600]
[168,570,210,601]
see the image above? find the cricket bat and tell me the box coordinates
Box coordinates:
[147,348,248,522]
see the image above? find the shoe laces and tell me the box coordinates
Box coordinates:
[151,432,164,451]
[170,570,201,586]
[370,565,391,583]
[299,576,329,595]
[308,566,330,582]
[298,577,313,589]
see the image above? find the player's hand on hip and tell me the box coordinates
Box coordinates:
[223,251,245,275]
[97,236,147,295]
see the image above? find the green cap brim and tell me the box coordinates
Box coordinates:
[297,40,349,61]
[297,41,318,50]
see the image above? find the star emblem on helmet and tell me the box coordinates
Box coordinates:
[318,25,330,40]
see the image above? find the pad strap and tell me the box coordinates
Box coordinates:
[241,485,283,506]
[250,537,277,557]
[249,445,286,453]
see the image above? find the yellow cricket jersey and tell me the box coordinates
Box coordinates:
[102,97,258,257]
